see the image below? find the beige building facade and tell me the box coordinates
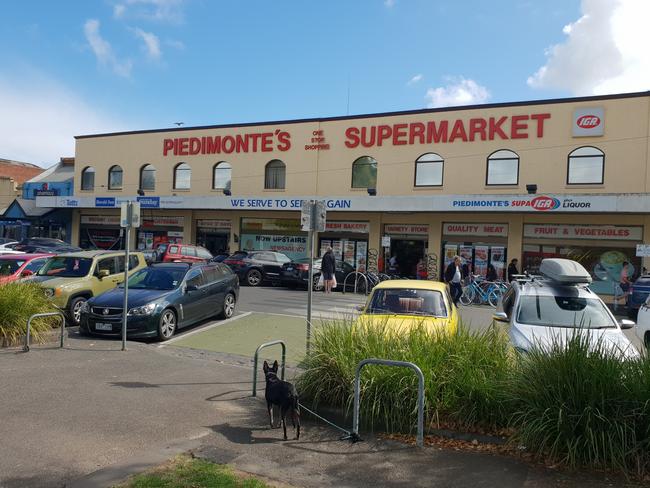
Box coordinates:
[37,91,650,295]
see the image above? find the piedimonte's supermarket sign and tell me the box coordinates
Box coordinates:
[35,193,650,213]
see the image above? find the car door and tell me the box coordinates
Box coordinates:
[202,265,226,312]
[258,252,282,279]
[177,268,208,326]
[95,256,122,294]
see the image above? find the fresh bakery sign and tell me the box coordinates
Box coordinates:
[524,224,642,241]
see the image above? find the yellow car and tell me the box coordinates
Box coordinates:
[357,280,459,335]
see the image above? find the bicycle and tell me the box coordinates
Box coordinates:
[460,276,502,307]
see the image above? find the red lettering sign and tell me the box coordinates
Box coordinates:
[163,130,292,156]
[576,115,601,128]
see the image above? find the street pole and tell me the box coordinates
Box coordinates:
[121,202,131,351]
[306,201,315,355]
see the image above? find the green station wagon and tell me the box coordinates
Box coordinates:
[30,250,146,325]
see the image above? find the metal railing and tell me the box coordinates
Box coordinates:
[252,340,286,397]
[342,271,369,295]
[24,311,66,352]
[351,358,425,447]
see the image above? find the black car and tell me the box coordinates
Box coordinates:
[79,262,239,341]
[223,251,292,286]
[13,237,81,254]
[627,274,650,319]
[281,258,355,290]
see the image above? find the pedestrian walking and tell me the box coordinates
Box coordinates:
[321,247,336,294]
[444,255,463,307]
[507,258,519,282]
[619,261,631,302]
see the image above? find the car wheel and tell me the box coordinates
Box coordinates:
[246,269,263,287]
[69,296,87,326]
[219,293,236,319]
[157,309,177,341]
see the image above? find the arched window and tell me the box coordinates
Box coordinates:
[264,160,285,189]
[351,156,377,189]
[81,166,95,191]
[213,161,232,190]
[108,165,123,190]
[415,153,444,187]
[567,146,604,184]
[486,150,519,185]
[173,162,191,190]
[139,164,156,191]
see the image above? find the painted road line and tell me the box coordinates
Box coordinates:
[159,311,253,347]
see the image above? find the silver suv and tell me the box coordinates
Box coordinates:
[493,258,638,358]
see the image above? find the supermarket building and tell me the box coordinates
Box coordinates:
[37,90,650,296]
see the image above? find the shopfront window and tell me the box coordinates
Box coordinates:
[351,156,377,189]
[140,164,156,191]
[174,162,191,190]
[567,146,604,184]
[486,150,518,185]
[81,166,95,191]
[414,153,443,187]
[108,165,123,190]
[213,161,232,190]
[264,160,285,189]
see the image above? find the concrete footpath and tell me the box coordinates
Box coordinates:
[0,333,629,488]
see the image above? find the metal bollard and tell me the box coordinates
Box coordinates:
[252,340,286,397]
[351,358,425,447]
[24,312,66,352]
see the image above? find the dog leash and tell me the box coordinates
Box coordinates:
[298,402,361,443]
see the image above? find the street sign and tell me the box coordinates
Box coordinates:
[300,201,312,232]
[636,244,650,257]
[120,201,141,228]
[301,200,327,232]
[313,200,326,232]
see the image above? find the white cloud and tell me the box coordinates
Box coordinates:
[0,75,127,166]
[133,28,161,60]
[425,77,490,108]
[165,39,185,50]
[407,74,423,86]
[528,0,650,95]
[113,0,185,23]
[84,19,132,77]
[384,0,396,7]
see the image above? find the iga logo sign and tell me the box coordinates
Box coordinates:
[530,196,560,211]
[576,115,601,129]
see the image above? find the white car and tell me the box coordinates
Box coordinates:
[634,296,650,349]
[494,258,639,359]
[0,242,23,255]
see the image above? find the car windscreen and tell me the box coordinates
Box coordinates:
[516,295,618,329]
[37,257,93,278]
[0,259,26,275]
[126,267,187,290]
[366,288,448,317]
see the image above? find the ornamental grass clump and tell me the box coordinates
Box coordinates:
[508,333,650,477]
[0,281,58,347]
[297,317,513,434]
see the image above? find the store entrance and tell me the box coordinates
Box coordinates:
[390,240,426,278]
[199,232,229,255]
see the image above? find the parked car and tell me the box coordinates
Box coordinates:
[210,252,230,263]
[0,242,25,255]
[633,294,650,348]
[0,237,16,245]
[79,262,239,341]
[0,253,53,285]
[626,274,650,319]
[493,258,638,358]
[223,251,292,286]
[29,250,147,325]
[141,249,157,265]
[13,237,81,254]
[281,258,355,290]
[356,280,459,335]
[156,243,213,264]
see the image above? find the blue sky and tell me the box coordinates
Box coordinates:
[1,0,648,166]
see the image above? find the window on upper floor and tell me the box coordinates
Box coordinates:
[174,162,191,190]
[567,146,604,184]
[81,166,95,191]
[486,150,519,185]
[140,164,156,191]
[213,161,232,190]
[265,160,285,189]
[351,156,377,189]
[108,165,123,190]
[414,153,444,187]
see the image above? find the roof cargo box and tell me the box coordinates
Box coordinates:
[539,258,592,284]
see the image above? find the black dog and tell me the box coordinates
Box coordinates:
[263,360,300,440]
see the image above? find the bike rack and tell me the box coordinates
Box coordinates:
[342,271,369,295]
[347,358,425,448]
[24,311,66,352]
[252,340,286,397]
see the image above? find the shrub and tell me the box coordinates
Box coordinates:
[508,332,650,476]
[297,318,513,434]
[0,281,58,347]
